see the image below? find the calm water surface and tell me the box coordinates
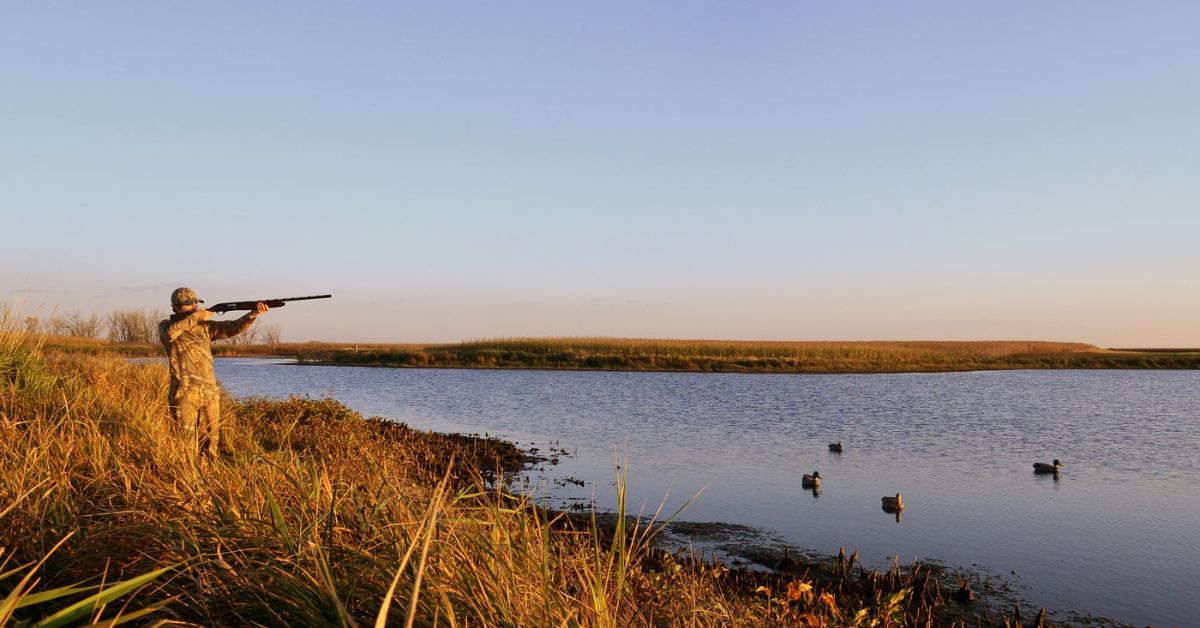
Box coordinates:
[215,360,1200,626]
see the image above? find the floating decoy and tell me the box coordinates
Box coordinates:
[881,493,904,513]
[1033,459,1062,474]
[801,471,821,489]
[828,442,844,453]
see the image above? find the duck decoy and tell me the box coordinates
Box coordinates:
[801,471,821,489]
[1032,459,1062,474]
[881,493,904,513]
[828,442,844,453]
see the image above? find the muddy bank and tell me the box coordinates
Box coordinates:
[548,501,1131,627]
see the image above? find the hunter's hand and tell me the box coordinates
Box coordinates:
[253,302,270,317]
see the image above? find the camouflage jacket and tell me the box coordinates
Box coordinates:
[159,312,257,401]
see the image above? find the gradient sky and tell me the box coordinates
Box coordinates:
[2,2,1198,346]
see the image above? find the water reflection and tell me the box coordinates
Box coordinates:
[1032,473,1062,488]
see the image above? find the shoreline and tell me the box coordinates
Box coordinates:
[533,475,1131,626]
[2,334,1134,625]
[288,358,1200,375]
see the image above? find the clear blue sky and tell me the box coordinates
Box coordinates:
[3,2,1197,345]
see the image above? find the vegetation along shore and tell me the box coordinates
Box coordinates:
[1,322,1104,625]
[43,333,1200,373]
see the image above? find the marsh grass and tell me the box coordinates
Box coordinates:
[2,316,1060,625]
[296,337,1200,373]
[35,326,1200,374]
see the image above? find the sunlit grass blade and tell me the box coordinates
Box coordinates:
[76,597,175,627]
[0,534,75,624]
[11,584,99,610]
[29,563,176,628]
[264,487,296,553]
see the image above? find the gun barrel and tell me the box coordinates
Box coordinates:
[277,294,332,303]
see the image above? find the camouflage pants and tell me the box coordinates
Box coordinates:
[170,387,221,458]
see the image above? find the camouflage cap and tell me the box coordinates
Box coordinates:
[170,287,204,307]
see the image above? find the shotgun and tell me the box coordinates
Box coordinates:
[206,294,332,314]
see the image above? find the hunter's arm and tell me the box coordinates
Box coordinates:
[208,311,259,341]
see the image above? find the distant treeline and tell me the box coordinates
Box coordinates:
[295,338,1200,373]
[18,308,282,346]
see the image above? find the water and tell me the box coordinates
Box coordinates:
[214,359,1200,625]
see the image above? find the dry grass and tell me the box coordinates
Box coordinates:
[2,313,1062,625]
[293,337,1200,373]
[40,331,1200,374]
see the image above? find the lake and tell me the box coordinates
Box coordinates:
[215,359,1199,626]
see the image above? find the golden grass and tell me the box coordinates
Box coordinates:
[290,337,1200,373]
[453,337,1097,359]
[39,329,1200,373]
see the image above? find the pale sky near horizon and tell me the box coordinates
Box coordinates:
[2,2,1198,346]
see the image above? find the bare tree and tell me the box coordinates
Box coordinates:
[107,309,165,344]
[260,323,283,346]
[45,315,69,336]
[42,311,102,337]
[0,304,16,332]
[213,321,283,347]
[215,324,259,346]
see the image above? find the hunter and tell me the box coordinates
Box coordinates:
[159,287,268,459]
